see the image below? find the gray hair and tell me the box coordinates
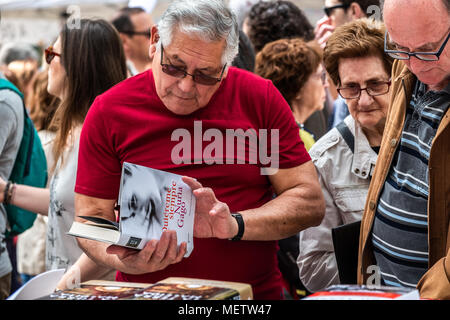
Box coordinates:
[156,0,239,66]
[0,42,39,66]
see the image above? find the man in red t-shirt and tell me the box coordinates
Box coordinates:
[74,0,325,300]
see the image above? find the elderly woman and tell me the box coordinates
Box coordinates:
[255,38,327,151]
[297,18,394,293]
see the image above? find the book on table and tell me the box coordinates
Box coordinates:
[303,284,420,300]
[38,277,253,300]
[68,162,196,257]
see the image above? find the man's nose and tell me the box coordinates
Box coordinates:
[407,56,429,75]
[177,75,196,92]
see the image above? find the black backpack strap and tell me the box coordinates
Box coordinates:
[336,121,355,153]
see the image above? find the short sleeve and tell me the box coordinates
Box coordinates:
[0,103,18,154]
[75,95,122,199]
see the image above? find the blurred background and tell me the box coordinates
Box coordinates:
[0,0,324,48]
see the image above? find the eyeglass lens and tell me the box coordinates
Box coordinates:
[339,82,390,99]
[160,46,224,86]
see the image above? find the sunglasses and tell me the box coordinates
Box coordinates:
[160,45,226,86]
[44,46,61,64]
[323,3,350,17]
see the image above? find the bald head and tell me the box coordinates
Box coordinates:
[383,0,450,14]
[384,0,447,35]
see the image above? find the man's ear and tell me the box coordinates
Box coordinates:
[349,2,365,19]
[149,25,159,59]
[119,33,129,50]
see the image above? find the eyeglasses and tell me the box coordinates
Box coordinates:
[160,45,226,86]
[384,29,450,61]
[44,46,61,64]
[337,81,391,99]
[323,3,350,17]
[122,28,151,39]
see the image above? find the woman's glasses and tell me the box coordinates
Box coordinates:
[160,45,226,86]
[44,46,61,64]
[338,81,391,99]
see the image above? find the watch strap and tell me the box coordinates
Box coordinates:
[230,212,244,241]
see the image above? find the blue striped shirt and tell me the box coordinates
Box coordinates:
[371,80,450,288]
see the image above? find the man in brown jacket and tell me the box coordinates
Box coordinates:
[357,0,450,299]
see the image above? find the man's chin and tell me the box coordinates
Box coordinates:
[415,70,448,90]
[164,98,200,115]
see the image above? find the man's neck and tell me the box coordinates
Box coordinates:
[427,78,450,92]
[132,59,152,74]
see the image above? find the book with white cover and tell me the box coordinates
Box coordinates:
[68,162,196,257]
[7,269,65,300]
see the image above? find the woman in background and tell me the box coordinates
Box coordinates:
[297,19,393,292]
[16,70,59,285]
[0,19,127,292]
[255,38,327,151]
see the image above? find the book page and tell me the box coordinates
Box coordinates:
[117,162,195,257]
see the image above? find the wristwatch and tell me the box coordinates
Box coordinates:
[230,212,244,241]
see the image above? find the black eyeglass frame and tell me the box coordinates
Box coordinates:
[337,80,392,100]
[384,29,450,61]
[323,3,350,17]
[160,44,227,86]
[121,29,152,39]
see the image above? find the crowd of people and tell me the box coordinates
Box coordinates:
[0,0,448,300]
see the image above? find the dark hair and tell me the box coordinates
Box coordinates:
[255,38,322,106]
[323,18,393,86]
[111,6,145,34]
[28,70,59,132]
[232,30,255,72]
[51,19,127,164]
[246,0,314,53]
[341,0,381,14]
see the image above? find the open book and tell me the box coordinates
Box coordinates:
[68,162,196,257]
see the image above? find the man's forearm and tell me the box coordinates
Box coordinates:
[240,185,325,241]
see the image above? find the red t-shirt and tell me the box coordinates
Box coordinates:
[75,67,310,299]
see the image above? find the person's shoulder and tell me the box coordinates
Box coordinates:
[0,87,23,108]
[0,89,23,122]
[225,67,272,92]
[391,60,413,82]
[92,70,153,110]
[309,126,343,163]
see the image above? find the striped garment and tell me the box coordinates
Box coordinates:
[371,80,450,288]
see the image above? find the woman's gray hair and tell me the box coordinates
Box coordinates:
[157,0,239,66]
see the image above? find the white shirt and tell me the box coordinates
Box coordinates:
[297,115,378,292]
[17,130,54,275]
[46,128,83,270]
